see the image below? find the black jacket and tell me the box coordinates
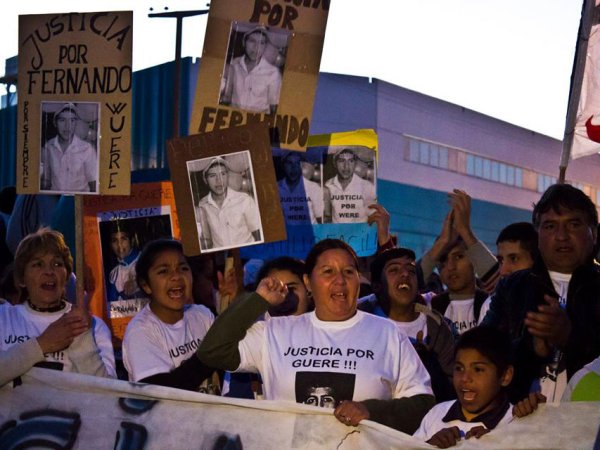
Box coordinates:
[481,257,600,402]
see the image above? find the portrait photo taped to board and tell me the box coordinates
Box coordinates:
[219,23,289,115]
[188,151,264,253]
[323,146,376,223]
[40,101,99,194]
[275,149,324,225]
[98,210,173,318]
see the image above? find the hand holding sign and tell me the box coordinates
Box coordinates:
[65,284,92,333]
[256,276,288,306]
[367,204,391,246]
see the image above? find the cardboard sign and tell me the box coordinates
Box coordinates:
[241,128,379,259]
[83,182,179,342]
[167,122,285,255]
[189,0,329,150]
[17,11,133,195]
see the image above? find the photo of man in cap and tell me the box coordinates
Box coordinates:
[220,23,285,115]
[40,101,99,193]
[277,151,323,225]
[190,152,263,252]
[323,147,376,223]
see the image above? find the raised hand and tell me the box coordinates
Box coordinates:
[256,277,288,305]
[367,203,391,246]
[448,189,476,246]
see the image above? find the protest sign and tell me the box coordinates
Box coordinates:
[242,129,379,259]
[167,122,285,255]
[189,0,329,150]
[17,11,132,195]
[83,182,179,342]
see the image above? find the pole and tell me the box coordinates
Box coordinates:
[559,0,598,183]
[149,8,209,138]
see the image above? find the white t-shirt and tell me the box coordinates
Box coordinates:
[235,310,433,406]
[0,302,116,377]
[413,399,513,441]
[444,298,477,335]
[122,303,215,383]
[538,271,571,402]
[393,312,428,343]
[477,296,492,325]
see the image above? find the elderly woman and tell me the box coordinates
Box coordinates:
[198,239,434,433]
[0,228,116,386]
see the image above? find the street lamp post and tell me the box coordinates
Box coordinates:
[149,7,209,138]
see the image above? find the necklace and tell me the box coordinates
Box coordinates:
[27,299,66,313]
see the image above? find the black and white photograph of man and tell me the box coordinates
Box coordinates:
[276,149,324,225]
[188,151,263,252]
[323,146,377,223]
[40,101,99,194]
[220,22,289,115]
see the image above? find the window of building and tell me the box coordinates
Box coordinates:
[409,138,449,169]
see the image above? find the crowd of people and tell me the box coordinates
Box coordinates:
[1,182,599,447]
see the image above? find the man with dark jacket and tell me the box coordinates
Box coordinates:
[481,184,600,403]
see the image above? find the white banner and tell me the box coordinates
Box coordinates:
[0,368,599,449]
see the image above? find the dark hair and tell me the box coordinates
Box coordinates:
[256,256,305,284]
[304,239,359,276]
[437,237,466,266]
[109,220,131,237]
[0,186,16,215]
[456,327,512,375]
[370,247,416,284]
[496,222,539,259]
[136,239,184,290]
[532,184,598,229]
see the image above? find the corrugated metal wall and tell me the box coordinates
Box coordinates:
[0,57,200,190]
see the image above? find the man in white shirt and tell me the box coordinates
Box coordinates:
[196,157,262,251]
[277,152,323,224]
[41,102,97,193]
[324,148,376,223]
[221,26,282,115]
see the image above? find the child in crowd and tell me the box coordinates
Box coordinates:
[122,239,218,393]
[413,326,514,448]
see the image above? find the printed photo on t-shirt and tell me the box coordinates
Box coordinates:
[295,371,356,409]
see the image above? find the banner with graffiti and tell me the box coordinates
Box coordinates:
[1,368,598,449]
